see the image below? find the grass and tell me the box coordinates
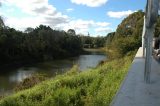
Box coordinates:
[0,55,134,106]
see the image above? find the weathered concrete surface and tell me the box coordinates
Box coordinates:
[111,47,160,106]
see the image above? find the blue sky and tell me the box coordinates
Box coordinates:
[0,0,146,36]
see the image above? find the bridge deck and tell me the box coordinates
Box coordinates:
[111,47,160,106]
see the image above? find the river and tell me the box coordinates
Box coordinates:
[0,49,106,95]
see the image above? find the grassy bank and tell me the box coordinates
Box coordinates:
[0,55,134,106]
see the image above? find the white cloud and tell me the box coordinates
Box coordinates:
[107,10,134,18]
[95,27,112,33]
[96,22,110,27]
[56,19,111,35]
[5,17,44,31]
[2,0,69,29]
[66,8,74,12]
[2,0,50,15]
[1,0,111,36]
[6,8,15,12]
[71,0,108,7]
[57,19,94,34]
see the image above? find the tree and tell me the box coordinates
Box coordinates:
[67,29,76,36]
[0,24,83,65]
[106,11,144,58]
[0,16,5,29]
[24,27,34,33]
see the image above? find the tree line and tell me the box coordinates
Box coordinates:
[0,10,147,65]
[0,23,83,65]
[106,10,145,58]
[80,35,106,48]
[0,17,107,66]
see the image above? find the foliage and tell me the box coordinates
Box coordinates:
[67,29,76,36]
[106,10,144,58]
[80,35,106,48]
[0,16,4,29]
[105,10,160,58]
[0,10,147,106]
[14,74,48,92]
[0,17,108,66]
[0,24,83,65]
[0,55,134,106]
[105,32,115,45]
[155,17,160,37]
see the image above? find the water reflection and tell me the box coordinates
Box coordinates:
[9,68,36,82]
[0,51,106,95]
[77,55,106,70]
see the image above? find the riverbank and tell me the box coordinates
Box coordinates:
[0,54,133,106]
[0,50,84,70]
[0,49,106,97]
[83,48,105,52]
[0,48,101,70]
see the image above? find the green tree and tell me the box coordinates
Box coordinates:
[67,29,76,36]
[24,27,34,33]
[106,11,144,58]
[0,16,5,29]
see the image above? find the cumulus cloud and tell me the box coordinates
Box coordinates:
[107,10,134,18]
[66,8,74,12]
[2,0,49,15]
[71,0,108,7]
[57,19,94,34]
[96,22,110,27]
[1,0,69,29]
[95,27,112,33]
[5,17,44,31]
[1,0,111,35]
[56,19,111,35]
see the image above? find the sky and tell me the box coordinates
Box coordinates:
[0,0,146,36]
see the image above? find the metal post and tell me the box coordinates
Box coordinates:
[144,27,154,83]
[144,0,159,83]
[142,16,146,57]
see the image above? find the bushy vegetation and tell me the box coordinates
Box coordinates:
[155,16,160,37]
[0,19,107,66]
[106,10,144,58]
[0,24,83,65]
[14,74,48,92]
[80,35,107,48]
[0,55,133,106]
[0,11,152,106]
[106,10,160,59]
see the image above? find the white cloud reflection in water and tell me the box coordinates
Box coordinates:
[9,68,36,82]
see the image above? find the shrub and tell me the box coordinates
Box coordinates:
[14,74,48,92]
